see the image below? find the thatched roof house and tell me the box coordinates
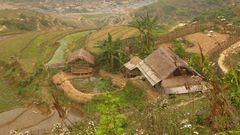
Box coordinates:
[67,48,95,76]
[67,48,95,64]
[125,48,204,94]
[137,47,199,86]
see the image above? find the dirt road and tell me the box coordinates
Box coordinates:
[218,41,240,73]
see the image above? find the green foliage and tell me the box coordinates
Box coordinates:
[85,82,145,112]
[116,82,145,110]
[97,78,114,92]
[135,0,230,25]
[225,68,240,109]
[96,93,127,135]
[17,65,44,94]
[207,0,224,5]
[98,34,129,72]
[130,14,159,58]
[195,8,236,22]
[172,39,187,58]
[218,130,240,135]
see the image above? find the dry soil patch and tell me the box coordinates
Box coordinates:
[184,32,229,54]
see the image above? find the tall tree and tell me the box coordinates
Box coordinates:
[130,14,159,58]
[130,13,159,46]
[98,34,128,72]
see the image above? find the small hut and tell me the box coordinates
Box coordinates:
[67,48,95,76]
[123,56,142,78]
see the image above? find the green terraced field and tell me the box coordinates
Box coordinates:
[85,26,139,55]
[0,78,23,112]
[46,30,94,68]
[0,31,76,73]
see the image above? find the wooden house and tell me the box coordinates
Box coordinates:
[123,56,142,78]
[125,48,205,94]
[67,48,95,76]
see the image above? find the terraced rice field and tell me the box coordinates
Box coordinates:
[46,30,94,68]
[85,25,139,54]
[0,78,23,113]
[0,31,75,73]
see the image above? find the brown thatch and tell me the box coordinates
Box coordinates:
[124,56,142,70]
[67,48,95,64]
[137,48,196,86]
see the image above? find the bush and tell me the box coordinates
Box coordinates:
[172,39,187,58]
[97,78,114,92]
[225,69,240,109]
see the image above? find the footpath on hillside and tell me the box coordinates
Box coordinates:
[218,41,240,73]
[53,72,101,102]
[53,70,128,102]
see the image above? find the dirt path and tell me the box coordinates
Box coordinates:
[53,72,101,103]
[99,70,127,89]
[174,96,205,109]
[218,41,240,73]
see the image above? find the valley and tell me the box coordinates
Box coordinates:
[0,0,240,135]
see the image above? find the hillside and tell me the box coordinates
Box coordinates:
[134,0,237,25]
[0,9,69,34]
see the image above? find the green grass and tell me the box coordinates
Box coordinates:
[84,82,145,113]
[46,30,94,67]
[0,30,80,73]
[19,31,76,72]
[0,32,39,62]
[0,78,23,112]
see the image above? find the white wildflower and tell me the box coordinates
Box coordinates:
[193,131,199,135]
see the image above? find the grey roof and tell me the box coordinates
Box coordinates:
[138,48,193,86]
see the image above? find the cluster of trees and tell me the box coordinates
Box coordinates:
[130,14,159,58]
[98,34,129,72]
[98,14,160,73]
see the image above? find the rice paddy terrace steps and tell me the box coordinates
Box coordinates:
[46,30,94,68]
[0,107,82,135]
[85,25,139,54]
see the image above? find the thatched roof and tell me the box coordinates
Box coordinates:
[67,48,95,64]
[137,48,195,86]
[124,56,142,70]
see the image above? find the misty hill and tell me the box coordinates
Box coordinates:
[134,0,240,25]
[0,9,69,33]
